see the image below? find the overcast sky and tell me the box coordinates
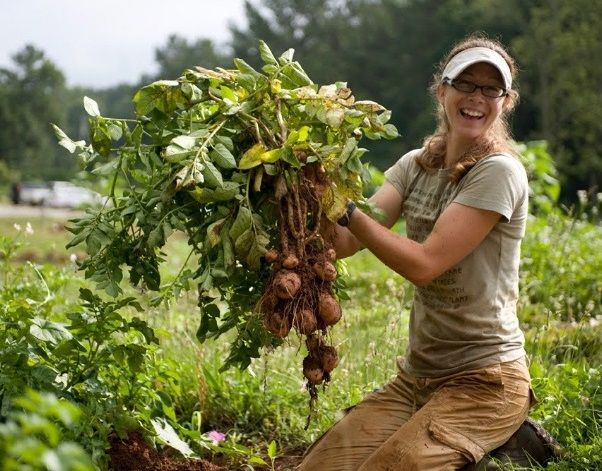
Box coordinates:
[1,0,248,88]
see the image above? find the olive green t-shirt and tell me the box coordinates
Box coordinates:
[384,149,528,377]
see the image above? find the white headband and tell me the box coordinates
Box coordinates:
[442,46,512,90]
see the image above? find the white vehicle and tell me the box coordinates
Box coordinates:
[13,182,52,205]
[45,181,105,209]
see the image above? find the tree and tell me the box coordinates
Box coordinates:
[513,0,602,198]
[0,45,72,179]
[153,35,230,80]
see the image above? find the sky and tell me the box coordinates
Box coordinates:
[0,0,249,89]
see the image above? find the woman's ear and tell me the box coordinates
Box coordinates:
[436,84,446,105]
[502,94,514,112]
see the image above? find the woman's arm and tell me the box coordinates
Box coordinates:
[333,182,403,258]
[346,201,501,286]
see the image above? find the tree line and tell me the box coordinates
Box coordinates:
[0,0,600,201]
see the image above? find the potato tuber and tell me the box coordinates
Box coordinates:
[320,345,339,373]
[293,309,318,335]
[303,356,324,384]
[318,292,342,325]
[313,261,337,281]
[273,269,302,299]
[263,311,291,338]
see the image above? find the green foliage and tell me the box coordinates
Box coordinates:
[55,41,397,371]
[513,0,602,198]
[0,390,94,471]
[517,141,560,215]
[520,210,601,324]
[0,236,162,467]
[0,45,72,180]
[529,360,602,470]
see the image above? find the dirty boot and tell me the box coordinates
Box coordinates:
[462,417,564,470]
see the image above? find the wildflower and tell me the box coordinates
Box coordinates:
[13,223,22,232]
[70,253,78,263]
[25,222,34,235]
[206,430,226,445]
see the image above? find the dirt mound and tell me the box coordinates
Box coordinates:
[108,432,225,471]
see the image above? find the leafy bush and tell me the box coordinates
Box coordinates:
[0,390,94,471]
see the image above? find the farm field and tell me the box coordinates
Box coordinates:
[0,201,601,470]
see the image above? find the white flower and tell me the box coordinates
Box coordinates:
[13,223,22,232]
[25,222,34,235]
[70,253,78,263]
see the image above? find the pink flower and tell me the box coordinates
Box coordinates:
[206,430,226,444]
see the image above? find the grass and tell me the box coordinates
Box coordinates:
[0,215,77,263]
[1,209,601,470]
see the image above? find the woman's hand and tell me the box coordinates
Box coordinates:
[332,182,403,258]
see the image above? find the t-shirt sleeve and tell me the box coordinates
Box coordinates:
[453,154,528,222]
[384,149,422,201]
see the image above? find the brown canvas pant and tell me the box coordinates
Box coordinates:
[298,357,532,471]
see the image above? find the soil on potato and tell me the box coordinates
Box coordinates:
[108,432,305,471]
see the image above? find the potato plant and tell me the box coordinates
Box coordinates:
[54,41,397,395]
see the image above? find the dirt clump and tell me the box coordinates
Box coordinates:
[108,432,225,471]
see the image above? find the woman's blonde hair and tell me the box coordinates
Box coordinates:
[417,34,520,183]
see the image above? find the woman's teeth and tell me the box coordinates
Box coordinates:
[461,108,484,119]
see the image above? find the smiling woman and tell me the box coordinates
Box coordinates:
[297,34,546,471]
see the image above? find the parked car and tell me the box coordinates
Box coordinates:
[45,181,106,209]
[10,181,106,209]
[11,182,52,205]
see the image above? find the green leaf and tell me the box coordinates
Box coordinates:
[247,237,267,270]
[196,302,220,340]
[234,228,254,258]
[164,135,197,162]
[214,135,234,151]
[258,40,278,66]
[234,58,261,77]
[29,318,73,344]
[210,143,237,169]
[219,85,238,104]
[221,224,235,270]
[53,124,85,153]
[279,48,295,64]
[339,137,357,163]
[229,207,252,241]
[83,96,101,117]
[132,80,185,116]
[281,62,313,87]
[280,147,301,168]
[201,160,223,188]
[92,159,119,176]
[189,182,240,203]
[181,82,203,102]
[89,118,112,157]
[267,440,278,459]
[207,218,225,248]
[108,123,123,140]
[384,123,399,139]
[239,143,266,169]
[148,225,164,248]
[298,125,310,142]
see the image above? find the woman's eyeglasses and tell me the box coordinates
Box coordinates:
[443,78,508,98]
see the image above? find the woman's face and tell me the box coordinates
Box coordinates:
[437,62,509,144]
